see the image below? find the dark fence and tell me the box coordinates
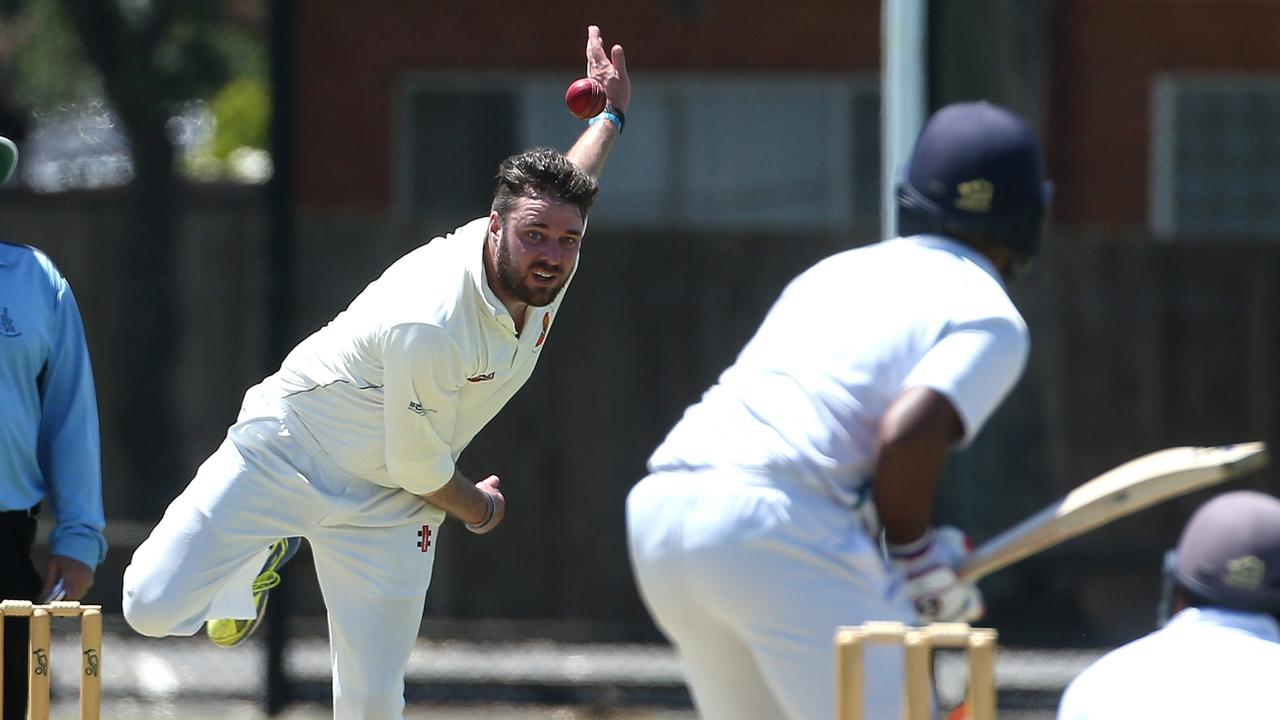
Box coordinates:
[6,188,1277,653]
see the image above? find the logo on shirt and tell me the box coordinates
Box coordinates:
[0,307,20,337]
[534,312,551,348]
[407,401,435,416]
[467,372,496,383]
[417,525,432,553]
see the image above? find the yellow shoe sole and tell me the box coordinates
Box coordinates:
[205,538,297,648]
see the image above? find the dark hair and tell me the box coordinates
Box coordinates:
[491,147,599,220]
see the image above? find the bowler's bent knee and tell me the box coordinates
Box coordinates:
[121,562,195,638]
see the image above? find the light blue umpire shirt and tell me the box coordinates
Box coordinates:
[0,241,106,570]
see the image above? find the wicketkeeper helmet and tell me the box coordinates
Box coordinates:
[1174,490,1280,612]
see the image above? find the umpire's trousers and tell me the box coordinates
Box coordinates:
[0,505,41,720]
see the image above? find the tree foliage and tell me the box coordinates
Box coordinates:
[1,0,266,164]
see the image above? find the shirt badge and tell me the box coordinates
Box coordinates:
[0,307,20,337]
[534,312,551,348]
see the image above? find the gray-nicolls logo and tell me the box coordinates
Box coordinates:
[0,306,20,337]
[407,401,435,416]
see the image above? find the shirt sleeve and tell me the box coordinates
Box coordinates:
[37,277,106,570]
[901,315,1029,445]
[382,323,464,494]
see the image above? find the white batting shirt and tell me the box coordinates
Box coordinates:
[1057,607,1280,719]
[647,234,1028,507]
[258,217,571,495]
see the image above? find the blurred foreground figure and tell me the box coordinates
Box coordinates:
[122,26,628,720]
[1058,490,1280,719]
[626,102,1052,719]
[0,135,106,720]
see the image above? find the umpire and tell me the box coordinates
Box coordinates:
[0,135,107,719]
[1058,490,1280,719]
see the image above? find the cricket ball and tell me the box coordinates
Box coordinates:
[565,78,607,120]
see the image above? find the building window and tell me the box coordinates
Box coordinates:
[398,74,880,233]
[1150,74,1280,239]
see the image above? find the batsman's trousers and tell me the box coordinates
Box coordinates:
[627,468,916,720]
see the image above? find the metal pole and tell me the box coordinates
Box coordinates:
[264,0,296,715]
[881,0,928,239]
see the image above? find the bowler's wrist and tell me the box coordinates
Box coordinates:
[465,493,499,533]
[589,103,626,134]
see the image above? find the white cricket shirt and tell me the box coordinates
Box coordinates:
[1057,607,1280,719]
[647,234,1028,507]
[258,217,571,495]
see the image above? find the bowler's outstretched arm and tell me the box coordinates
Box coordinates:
[566,25,630,179]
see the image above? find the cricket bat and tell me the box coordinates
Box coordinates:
[957,442,1269,583]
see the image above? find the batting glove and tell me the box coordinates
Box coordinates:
[888,526,985,623]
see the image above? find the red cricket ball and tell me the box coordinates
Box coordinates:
[564,78,607,120]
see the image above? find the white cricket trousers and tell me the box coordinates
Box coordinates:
[626,469,916,720]
[122,394,445,720]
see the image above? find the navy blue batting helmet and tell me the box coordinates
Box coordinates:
[896,102,1051,258]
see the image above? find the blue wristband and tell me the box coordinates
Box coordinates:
[588,104,625,134]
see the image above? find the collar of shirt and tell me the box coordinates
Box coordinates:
[1166,605,1280,642]
[0,241,22,266]
[902,233,1005,288]
[464,220,518,336]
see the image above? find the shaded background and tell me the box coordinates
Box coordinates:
[2,0,1279,715]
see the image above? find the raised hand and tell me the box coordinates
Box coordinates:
[586,25,630,112]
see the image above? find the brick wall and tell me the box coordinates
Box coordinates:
[1047,0,1280,227]
[292,0,881,211]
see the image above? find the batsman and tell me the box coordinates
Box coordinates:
[626,102,1052,719]
[121,26,628,719]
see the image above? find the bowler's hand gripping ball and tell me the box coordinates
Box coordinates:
[565,78,607,119]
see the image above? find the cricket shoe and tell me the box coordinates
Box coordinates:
[206,537,301,648]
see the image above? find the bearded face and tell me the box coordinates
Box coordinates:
[489,195,584,308]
